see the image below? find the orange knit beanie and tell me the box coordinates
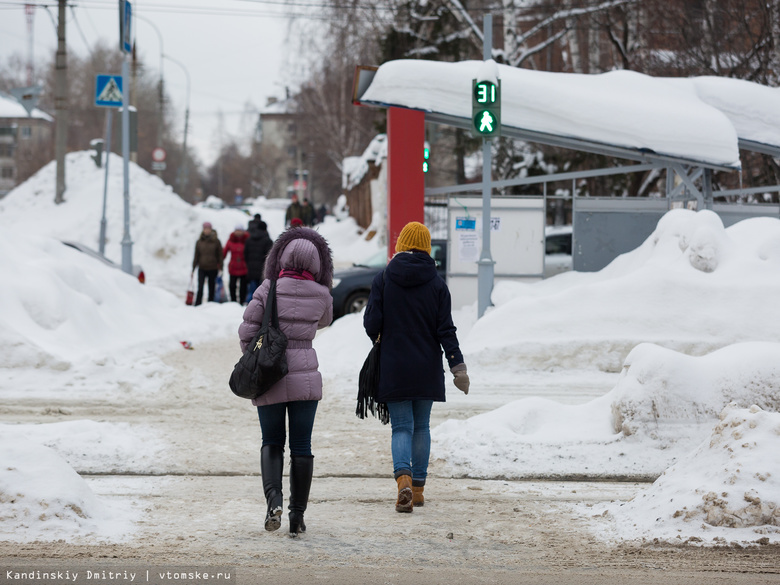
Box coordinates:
[395,221,431,255]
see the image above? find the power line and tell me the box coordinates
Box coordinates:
[69,4,95,57]
[0,0,402,22]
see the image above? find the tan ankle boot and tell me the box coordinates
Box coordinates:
[395,475,413,513]
[412,485,424,507]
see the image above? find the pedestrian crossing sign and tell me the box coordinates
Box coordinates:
[95,74,123,107]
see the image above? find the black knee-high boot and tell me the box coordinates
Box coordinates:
[261,445,284,531]
[288,455,314,538]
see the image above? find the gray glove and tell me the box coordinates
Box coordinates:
[451,363,469,395]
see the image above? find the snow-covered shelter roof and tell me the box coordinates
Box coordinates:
[357,60,780,171]
[0,91,53,122]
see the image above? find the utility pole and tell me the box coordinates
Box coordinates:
[54,0,67,204]
[163,53,190,197]
[25,5,34,85]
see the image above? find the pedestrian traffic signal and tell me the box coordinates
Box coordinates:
[423,145,430,173]
[472,79,501,138]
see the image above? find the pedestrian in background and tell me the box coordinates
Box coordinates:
[248,213,263,232]
[301,198,314,227]
[238,227,334,537]
[243,220,273,303]
[223,224,249,304]
[285,194,303,227]
[363,221,469,513]
[191,222,223,305]
[316,204,327,225]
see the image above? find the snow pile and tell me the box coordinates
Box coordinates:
[611,342,780,439]
[0,226,242,367]
[318,216,383,269]
[465,209,780,372]
[432,342,780,480]
[0,152,265,296]
[591,404,780,545]
[0,439,135,542]
[0,420,165,474]
[0,151,381,295]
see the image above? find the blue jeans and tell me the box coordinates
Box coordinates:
[257,400,318,457]
[387,400,434,484]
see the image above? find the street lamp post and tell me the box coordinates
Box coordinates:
[134,14,164,177]
[163,53,191,196]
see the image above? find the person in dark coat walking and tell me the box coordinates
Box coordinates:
[285,194,303,227]
[301,199,314,226]
[248,213,263,232]
[363,221,469,513]
[238,227,334,537]
[243,221,273,303]
[191,222,223,305]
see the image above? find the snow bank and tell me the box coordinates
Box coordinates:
[0,151,381,295]
[590,404,780,545]
[433,342,780,481]
[0,152,273,296]
[0,226,243,366]
[465,209,780,372]
[0,439,136,542]
[611,342,780,438]
[0,420,165,474]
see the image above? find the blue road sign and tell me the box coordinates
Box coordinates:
[95,75,124,107]
[122,1,133,53]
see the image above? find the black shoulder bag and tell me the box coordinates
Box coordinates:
[229,279,289,399]
[356,271,389,424]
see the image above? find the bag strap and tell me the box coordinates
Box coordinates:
[375,270,386,344]
[262,279,281,330]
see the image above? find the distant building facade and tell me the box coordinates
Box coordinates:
[0,92,53,197]
[256,96,300,200]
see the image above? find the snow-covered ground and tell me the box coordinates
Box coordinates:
[1,153,779,546]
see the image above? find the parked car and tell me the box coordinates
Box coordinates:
[61,240,145,284]
[331,240,447,319]
[330,229,572,320]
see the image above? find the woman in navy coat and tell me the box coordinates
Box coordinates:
[363,221,470,513]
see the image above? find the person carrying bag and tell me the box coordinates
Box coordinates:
[237,227,333,537]
[363,221,469,514]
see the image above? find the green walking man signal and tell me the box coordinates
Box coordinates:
[472,79,501,138]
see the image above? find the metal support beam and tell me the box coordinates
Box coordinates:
[425,163,656,196]
[703,168,713,210]
[669,164,705,206]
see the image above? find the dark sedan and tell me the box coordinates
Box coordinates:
[331,240,447,319]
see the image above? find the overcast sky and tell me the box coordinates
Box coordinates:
[0,0,304,167]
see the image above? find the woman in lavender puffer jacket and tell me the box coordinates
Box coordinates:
[238,227,333,537]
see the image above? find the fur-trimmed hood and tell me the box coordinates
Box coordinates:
[264,227,334,289]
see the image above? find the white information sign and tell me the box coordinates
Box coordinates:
[458,232,480,263]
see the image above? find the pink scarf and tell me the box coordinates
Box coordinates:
[279,269,315,281]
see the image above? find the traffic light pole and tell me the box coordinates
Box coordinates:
[477,14,495,319]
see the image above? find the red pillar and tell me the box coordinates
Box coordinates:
[386,107,425,258]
